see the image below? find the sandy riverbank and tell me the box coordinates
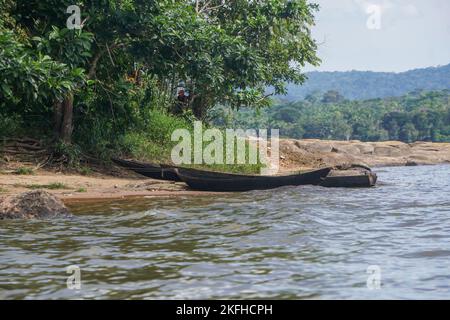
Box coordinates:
[1,139,450,203]
[0,167,220,204]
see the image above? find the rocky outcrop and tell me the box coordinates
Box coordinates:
[278,139,450,171]
[0,190,71,220]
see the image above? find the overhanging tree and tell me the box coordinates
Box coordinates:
[3,0,320,143]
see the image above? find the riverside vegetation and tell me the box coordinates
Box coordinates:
[1,1,449,176]
[0,0,320,174]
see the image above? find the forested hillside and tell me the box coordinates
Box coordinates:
[211,90,450,143]
[279,64,450,101]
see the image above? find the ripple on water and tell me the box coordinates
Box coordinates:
[1,165,450,299]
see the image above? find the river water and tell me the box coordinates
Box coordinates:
[1,165,450,299]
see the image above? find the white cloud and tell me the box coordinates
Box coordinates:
[354,0,394,13]
[356,0,421,17]
[308,0,448,71]
[402,4,420,17]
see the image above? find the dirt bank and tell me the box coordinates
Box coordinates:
[0,165,220,204]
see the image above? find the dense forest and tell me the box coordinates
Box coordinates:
[211,89,450,143]
[279,64,450,101]
[0,0,319,166]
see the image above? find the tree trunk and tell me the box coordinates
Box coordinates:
[53,100,63,138]
[60,93,74,143]
[191,95,211,120]
[53,93,74,143]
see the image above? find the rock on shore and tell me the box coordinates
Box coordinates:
[278,139,450,171]
[0,190,71,220]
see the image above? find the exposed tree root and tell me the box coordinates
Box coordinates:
[1,137,107,173]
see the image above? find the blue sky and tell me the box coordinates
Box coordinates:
[307,0,450,72]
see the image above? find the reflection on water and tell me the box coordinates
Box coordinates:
[1,165,450,299]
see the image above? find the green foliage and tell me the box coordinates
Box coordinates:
[6,0,318,119]
[191,143,264,174]
[213,90,450,143]
[36,27,93,68]
[53,141,82,167]
[126,0,320,112]
[119,132,170,162]
[190,163,262,175]
[0,27,83,108]
[117,110,191,162]
[117,110,264,173]
[0,20,88,140]
[0,114,25,137]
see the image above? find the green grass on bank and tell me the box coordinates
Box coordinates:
[11,183,67,190]
[14,167,34,175]
[111,112,265,174]
[25,183,69,190]
[121,132,265,174]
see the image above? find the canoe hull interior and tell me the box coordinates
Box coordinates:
[111,158,157,169]
[176,167,332,192]
[131,167,181,182]
[111,158,181,182]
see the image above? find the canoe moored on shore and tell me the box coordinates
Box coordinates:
[112,157,375,190]
[175,167,332,192]
[112,158,331,190]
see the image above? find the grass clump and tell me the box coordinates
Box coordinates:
[78,166,92,176]
[14,167,34,175]
[27,183,69,190]
[76,187,87,193]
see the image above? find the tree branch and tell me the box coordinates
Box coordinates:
[88,42,123,79]
[88,49,105,79]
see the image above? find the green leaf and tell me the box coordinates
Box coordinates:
[1,83,13,97]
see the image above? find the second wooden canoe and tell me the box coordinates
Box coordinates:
[320,171,377,188]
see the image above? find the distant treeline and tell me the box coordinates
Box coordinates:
[279,64,450,101]
[210,89,450,143]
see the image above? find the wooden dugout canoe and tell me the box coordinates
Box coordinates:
[175,167,332,192]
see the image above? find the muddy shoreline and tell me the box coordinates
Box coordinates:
[1,139,450,204]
